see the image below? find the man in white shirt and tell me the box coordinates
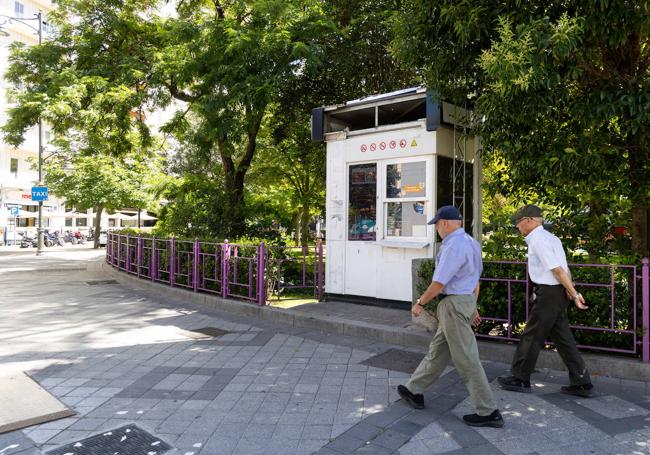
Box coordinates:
[497,204,594,397]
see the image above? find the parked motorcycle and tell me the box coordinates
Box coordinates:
[18,232,38,248]
[43,230,65,247]
[63,230,78,244]
[74,231,86,244]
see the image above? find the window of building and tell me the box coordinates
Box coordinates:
[14,1,24,17]
[348,163,377,241]
[65,218,72,227]
[75,218,87,227]
[384,160,428,238]
[10,158,18,175]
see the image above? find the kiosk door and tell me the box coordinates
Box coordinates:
[345,162,378,297]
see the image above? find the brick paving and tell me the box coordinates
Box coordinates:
[1,251,650,455]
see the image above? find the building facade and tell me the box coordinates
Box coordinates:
[0,0,66,244]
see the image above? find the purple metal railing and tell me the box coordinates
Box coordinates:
[106,232,324,307]
[106,232,649,362]
[267,243,325,302]
[477,259,650,361]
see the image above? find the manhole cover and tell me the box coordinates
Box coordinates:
[46,424,172,455]
[190,327,230,337]
[361,348,424,374]
[85,280,118,286]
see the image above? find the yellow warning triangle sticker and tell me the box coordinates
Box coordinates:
[411,139,418,147]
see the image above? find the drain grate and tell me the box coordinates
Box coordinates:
[190,327,231,338]
[361,348,425,374]
[46,424,172,455]
[85,280,118,286]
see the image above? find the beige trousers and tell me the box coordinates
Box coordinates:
[406,294,497,416]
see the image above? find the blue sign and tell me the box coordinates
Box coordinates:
[31,186,48,201]
[10,206,19,216]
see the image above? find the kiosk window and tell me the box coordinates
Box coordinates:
[437,156,474,234]
[385,161,427,237]
[348,163,377,241]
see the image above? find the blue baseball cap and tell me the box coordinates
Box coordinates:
[428,205,463,225]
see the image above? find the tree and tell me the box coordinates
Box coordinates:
[393,1,650,257]
[44,149,164,247]
[153,0,332,237]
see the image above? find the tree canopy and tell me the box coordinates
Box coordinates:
[394,0,650,257]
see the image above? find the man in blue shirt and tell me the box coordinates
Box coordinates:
[398,206,504,428]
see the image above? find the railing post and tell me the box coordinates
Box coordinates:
[151,237,156,280]
[106,232,111,264]
[117,234,122,269]
[317,239,324,301]
[257,242,266,306]
[125,234,131,273]
[222,240,229,299]
[170,236,176,287]
[137,235,142,277]
[193,238,200,292]
[643,257,649,363]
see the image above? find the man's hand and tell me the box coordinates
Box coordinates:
[412,302,423,317]
[574,293,588,310]
[471,310,481,327]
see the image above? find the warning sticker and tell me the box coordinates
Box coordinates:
[379,142,386,150]
[411,139,418,147]
[399,139,407,148]
[370,143,376,151]
[360,144,367,152]
[389,140,397,149]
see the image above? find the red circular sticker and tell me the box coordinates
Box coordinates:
[379,142,386,150]
[399,139,407,148]
[370,143,376,151]
[389,140,397,149]
[360,144,367,152]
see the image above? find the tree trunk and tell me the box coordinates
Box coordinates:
[300,202,310,249]
[292,211,301,247]
[93,205,103,249]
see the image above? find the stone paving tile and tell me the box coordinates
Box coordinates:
[4,253,650,455]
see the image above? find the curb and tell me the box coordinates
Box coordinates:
[100,261,650,382]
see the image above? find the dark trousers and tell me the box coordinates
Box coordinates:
[511,284,591,385]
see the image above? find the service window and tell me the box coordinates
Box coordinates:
[348,163,377,241]
[384,160,428,238]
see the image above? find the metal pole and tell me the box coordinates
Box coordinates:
[36,11,43,256]
[642,257,649,363]
[193,238,199,292]
[257,242,266,306]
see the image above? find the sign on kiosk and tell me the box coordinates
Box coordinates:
[31,186,49,201]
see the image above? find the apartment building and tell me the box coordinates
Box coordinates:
[0,0,68,244]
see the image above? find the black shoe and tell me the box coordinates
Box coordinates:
[463,410,504,428]
[497,375,532,393]
[561,383,594,398]
[397,384,424,409]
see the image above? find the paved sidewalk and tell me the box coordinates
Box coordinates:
[1,252,650,455]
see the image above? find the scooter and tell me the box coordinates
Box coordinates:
[18,232,38,248]
[73,231,86,244]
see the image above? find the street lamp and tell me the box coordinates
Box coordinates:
[0,12,44,255]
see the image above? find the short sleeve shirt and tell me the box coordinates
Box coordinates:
[525,225,568,285]
[432,228,483,294]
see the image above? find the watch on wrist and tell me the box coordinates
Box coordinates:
[416,298,422,306]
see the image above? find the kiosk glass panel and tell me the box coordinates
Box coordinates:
[348,163,377,241]
[386,202,427,237]
[386,162,426,198]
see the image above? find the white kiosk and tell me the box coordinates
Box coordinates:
[312,87,482,306]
